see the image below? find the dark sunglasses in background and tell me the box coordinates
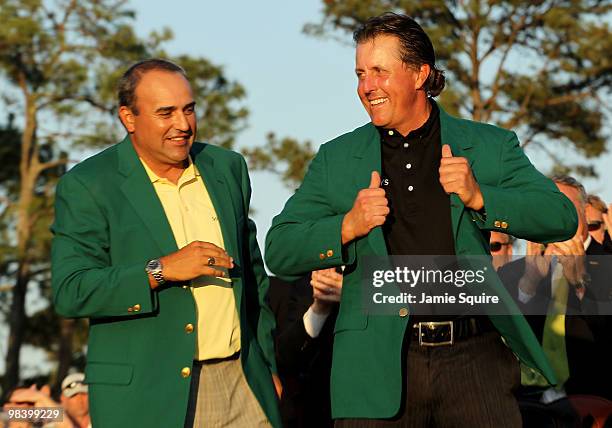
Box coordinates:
[588,221,603,231]
[490,241,511,252]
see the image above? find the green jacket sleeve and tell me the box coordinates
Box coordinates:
[265,144,354,280]
[469,131,578,243]
[51,173,156,319]
[238,156,278,374]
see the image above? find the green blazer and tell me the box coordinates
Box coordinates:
[265,106,578,419]
[51,137,281,428]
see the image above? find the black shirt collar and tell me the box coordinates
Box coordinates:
[377,101,439,146]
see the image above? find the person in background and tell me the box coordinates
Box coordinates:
[273,267,342,428]
[2,373,91,428]
[490,231,514,271]
[58,373,90,428]
[500,175,612,402]
[585,194,612,253]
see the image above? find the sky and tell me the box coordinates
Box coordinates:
[3,0,611,376]
[126,0,612,256]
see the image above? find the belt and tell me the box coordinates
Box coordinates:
[411,317,495,347]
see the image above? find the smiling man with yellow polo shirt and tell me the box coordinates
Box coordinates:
[51,59,281,428]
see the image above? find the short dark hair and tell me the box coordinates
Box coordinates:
[117,58,187,115]
[353,12,445,97]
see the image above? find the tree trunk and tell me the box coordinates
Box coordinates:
[53,318,75,396]
[2,266,29,399]
[2,86,37,398]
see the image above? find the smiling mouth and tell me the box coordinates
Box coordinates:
[369,97,388,106]
[167,136,190,144]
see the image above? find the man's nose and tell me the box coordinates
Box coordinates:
[174,111,190,131]
[360,75,377,94]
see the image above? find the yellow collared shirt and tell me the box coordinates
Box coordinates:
[141,157,240,361]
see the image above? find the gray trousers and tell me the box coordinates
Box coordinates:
[184,355,271,428]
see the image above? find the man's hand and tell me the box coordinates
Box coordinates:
[5,385,74,428]
[310,268,343,315]
[6,385,56,408]
[154,241,234,287]
[439,144,484,211]
[549,236,587,294]
[519,241,553,297]
[341,171,389,244]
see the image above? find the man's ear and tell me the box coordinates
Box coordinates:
[118,105,136,133]
[415,63,431,91]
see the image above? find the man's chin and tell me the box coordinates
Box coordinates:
[370,117,389,128]
[166,148,191,165]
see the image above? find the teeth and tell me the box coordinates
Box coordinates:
[370,98,388,106]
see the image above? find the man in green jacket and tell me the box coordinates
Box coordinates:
[265,13,577,427]
[51,59,281,428]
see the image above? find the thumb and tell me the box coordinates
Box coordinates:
[441,144,453,158]
[369,171,381,189]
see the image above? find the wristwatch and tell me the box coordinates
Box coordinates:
[145,259,165,285]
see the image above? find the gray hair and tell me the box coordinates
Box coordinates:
[551,175,587,204]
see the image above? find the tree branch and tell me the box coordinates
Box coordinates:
[38,94,114,113]
[482,12,525,121]
[33,158,70,176]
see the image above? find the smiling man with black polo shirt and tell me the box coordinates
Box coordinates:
[265,12,578,427]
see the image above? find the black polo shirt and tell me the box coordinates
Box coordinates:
[379,102,455,257]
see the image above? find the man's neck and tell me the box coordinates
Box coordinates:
[134,150,187,185]
[591,229,604,244]
[68,413,90,428]
[397,97,432,137]
[146,161,186,184]
[76,415,91,428]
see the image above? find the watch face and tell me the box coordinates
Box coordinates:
[147,259,161,272]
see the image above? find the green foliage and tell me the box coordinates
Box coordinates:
[307,0,612,177]
[242,133,316,191]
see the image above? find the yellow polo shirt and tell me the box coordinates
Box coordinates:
[141,158,240,361]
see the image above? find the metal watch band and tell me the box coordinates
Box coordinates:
[151,270,165,285]
[146,259,165,285]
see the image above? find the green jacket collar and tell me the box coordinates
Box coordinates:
[349,102,472,255]
[116,137,238,260]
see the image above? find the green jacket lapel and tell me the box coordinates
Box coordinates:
[191,144,242,315]
[439,106,474,244]
[351,104,474,255]
[191,144,239,263]
[117,137,178,256]
[350,124,388,256]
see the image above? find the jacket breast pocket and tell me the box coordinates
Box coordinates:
[85,362,134,385]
